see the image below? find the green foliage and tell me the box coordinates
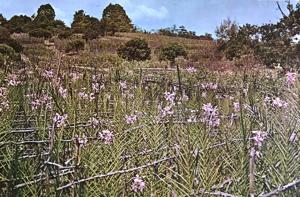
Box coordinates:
[253,21,298,68]
[33,4,55,29]
[6,15,32,33]
[158,25,212,40]
[117,38,151,61]
[71,10,103,36]
[0,44,20,64]
[101,3,133,35]
[23,44,54,61]
[29,28,52,39]
[36,4,55,20]
[82,52,122,67]
[52,20,68,35]
[215,18,239,42]
[216,4,300,68]
[0,13,8,27]
[159,43,187,65]
[83,30,99,40]
[71,10,86,33]
[53,19,66,29]
[65,39,85,53]
[2,62,300,196]
[222,24,258,60]
[58,30,72,39]
[3,38,23,53]
[0,27,10,41]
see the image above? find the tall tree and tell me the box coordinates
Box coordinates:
[33,4,56,29]
[101,3,133,35]
[71,10,86,32]
[71,10,103,35]
[52,19,67,34]
[215,18,239,42]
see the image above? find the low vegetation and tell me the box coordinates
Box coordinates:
[117,38,151,61]
[0,1,300,196]
[65,39,85,53]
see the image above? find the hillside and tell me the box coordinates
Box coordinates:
[15,32,231,71]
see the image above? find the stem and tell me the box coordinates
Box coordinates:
[176,64,183,96]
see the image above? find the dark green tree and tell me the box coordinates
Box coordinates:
[223,24,258,60]
[216,2,300,68]
[118,39,151,61]
[53,20,67,31]
[215,18,239,43]
[71,10,103,35]
[101,4,133,35]
[158,25,199,39]
[33,4,55,29]
[252,2,300,68]
[0,27,23,53]
[7,15,32,33]
[159,43,187,66]
[71,10,87,33]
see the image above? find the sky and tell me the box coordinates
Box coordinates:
[0,0,299,35]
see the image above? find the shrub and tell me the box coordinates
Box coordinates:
[29,28,52,39]
[11,33,44,45]
[4,38,23,53]
[84,53,122,68]
[0,27,10,42]
[23,44,54,62]
[58,30,72,39]
[159,43,187,66]
[65,39,85,53]
[0,44,20,65]
[83,30,99,41]
[117,38,151,61]
[0,27,23,53]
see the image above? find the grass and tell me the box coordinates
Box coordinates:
[0,33,300,196]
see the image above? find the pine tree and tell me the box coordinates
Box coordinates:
[71,10,102,35]
[101,4,133,35]
[33,4,55,29]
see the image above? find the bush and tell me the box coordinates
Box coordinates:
[0,44,21,65]
[83,30,99,41]
[84,53,122,68]
[0,27,23,53]
[4,38,23,53]
[117,38,151,61]
[58,30,72,39]
[23,44,54,61]
[65,39,85,53]
[0,27,10,42]
[29,28,52,39]
[159,43,187,66]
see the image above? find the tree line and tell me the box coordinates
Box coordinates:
[0,3,208,40]
[0,3,133,39]
[156,25,213,40]
[215,2,300,68]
